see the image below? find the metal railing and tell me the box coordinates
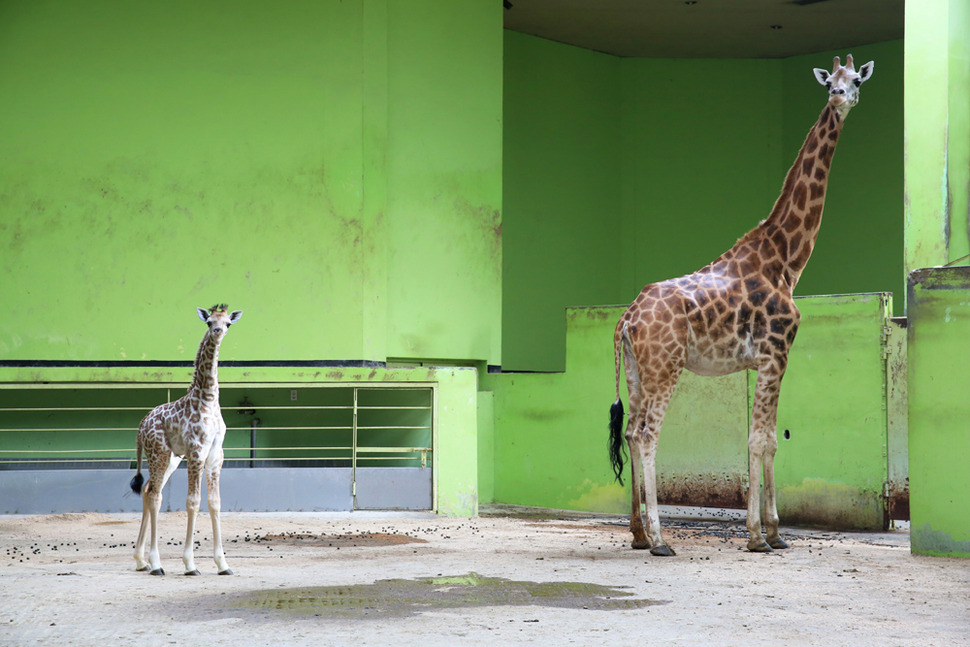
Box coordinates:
[0,383,434,472]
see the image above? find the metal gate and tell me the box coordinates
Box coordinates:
[0,383,435,513]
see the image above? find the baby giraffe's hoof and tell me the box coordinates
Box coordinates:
[769,538,790,550]
[747,541,773,553]
[184,570,202,576]
[135,566,150,572]
[150,568,165,576]
[631,538,651,550]
[650,545,676,557]
[218,569,233,576]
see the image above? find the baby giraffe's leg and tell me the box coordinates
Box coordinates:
[206,446,232,575]
[146,454,180,575]
[182,460,205,575]
[134,488,151,571]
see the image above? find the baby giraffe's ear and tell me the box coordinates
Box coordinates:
[229,310,243,324]
[198,307,210,323]
[813,68,830,86]
[857,60,874,83]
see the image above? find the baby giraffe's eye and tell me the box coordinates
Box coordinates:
[853,78,861,87]
[207,321,213,327]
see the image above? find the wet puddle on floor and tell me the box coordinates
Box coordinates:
[228,572,667,619]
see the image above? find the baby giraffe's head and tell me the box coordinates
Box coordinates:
[197,304,243,342]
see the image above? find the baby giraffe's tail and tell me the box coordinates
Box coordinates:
[129,435,144,495]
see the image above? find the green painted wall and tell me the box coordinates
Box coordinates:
[0,0,502,367]
[502,32,623,372]
[904,0,970,274]
[502,35,904,372]
[485,295,893,530]
[907,267,970,557]
[772,293,892,530]
[618,58,782,300]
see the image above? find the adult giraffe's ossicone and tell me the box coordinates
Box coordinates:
[609,55,874,556]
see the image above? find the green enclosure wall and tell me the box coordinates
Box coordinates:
[0,0,501,516]
[484,294,896,530]
[503,35,903,372]
[902,0,970,558]
[907,268,970,557]
[0,0,502,367]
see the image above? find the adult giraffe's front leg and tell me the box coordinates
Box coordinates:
[746,366,789,552]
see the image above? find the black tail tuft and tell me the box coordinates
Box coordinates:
[608,399,626,485]
[130,473,144,495]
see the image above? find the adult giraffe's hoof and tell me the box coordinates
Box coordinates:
[769,538,790,550]
[650,545,676,557]
[150,568,165,576]
[184,570,202,576]
[747,541,773,553]
[135,566,150,572]
[631,538,651,550]
[218,569,233,576]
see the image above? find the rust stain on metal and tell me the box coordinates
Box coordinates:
[887,481,910,521]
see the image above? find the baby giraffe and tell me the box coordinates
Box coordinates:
[131,304,242,575]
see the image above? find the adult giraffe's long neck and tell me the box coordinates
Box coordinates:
[761,102,847,289]
[191,329,221,408]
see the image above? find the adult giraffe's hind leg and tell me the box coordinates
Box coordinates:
[621,329,650,549]
[634,402,678,556]
[622,314,683,556]
[626,414,650,550]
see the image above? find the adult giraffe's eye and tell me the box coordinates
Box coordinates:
[853,78,861,87]
[207,321,213,327]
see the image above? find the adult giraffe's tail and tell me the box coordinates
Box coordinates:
[609,322,629,485]
[129,435,144,495]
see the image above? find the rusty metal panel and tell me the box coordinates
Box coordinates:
[885,316,909,521]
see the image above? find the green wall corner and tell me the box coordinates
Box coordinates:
[907,267,970,557]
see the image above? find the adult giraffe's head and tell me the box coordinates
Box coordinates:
[813,54,874,116]
[197,304,243,342]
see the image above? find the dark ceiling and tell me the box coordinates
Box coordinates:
[503,0,904,58]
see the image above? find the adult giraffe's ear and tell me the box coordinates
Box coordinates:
[197,307,210,323]
[813,68,830,86]
[229,310,243,324]
[857,61,874,83]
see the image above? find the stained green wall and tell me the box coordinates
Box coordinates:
[907,268,970,556]
[503,35,904,372]
[484,295,894,530]
[904,0,970,273]
[0,0,502,367]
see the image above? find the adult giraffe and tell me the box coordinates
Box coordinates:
[609,55,874,555]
